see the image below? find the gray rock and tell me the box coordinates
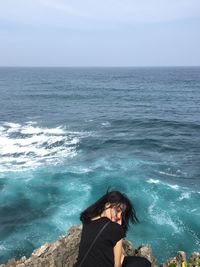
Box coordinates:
[0,225,199,267]
[188,252,200,267]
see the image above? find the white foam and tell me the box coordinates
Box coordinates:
[21,126,65,135]
[168,184,180,190]
[26,121,37,125]
[0,121,87,172]
[178,192,191,200]
[153,212,181,233]
[3,122,21,128]
[147,178,160,184]
[101,122,110,126]
[0,126,6,132]
[159,171,180,177]
[68,167,92,174]
[67,182,91,192]
[146,178,180,191]
[191,209,197,212]
[0,245,7,251]
[148,196,182,233]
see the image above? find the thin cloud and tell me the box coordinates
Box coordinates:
[41,0,88,18]
[0,0,200,29]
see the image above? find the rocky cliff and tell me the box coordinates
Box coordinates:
[0,225,199,267]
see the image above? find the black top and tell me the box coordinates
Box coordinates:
[74,217,125,267]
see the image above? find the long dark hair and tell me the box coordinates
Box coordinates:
[80,190,139,236]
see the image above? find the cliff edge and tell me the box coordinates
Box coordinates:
[0,225,199,267]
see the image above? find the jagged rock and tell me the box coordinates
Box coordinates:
[188,252,200,267]
[0,225,199,267]
[136,244,157,267]
[161,251,188,267]
[122,239,136,256]
[176,251,186,265]
[0,225,81,267]
[32,243,50,257]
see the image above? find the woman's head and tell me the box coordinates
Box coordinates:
[80,190,139,235]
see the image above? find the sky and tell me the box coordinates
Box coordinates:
[0,0,200,66]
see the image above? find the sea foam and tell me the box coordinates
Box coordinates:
[0,122,85,172]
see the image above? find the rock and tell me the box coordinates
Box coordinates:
[188,252,200,267]
[161,251,188,267]
[0,225,199,267]
[136,244,157,267]
[32,243,50,257]
[122,239,136,256]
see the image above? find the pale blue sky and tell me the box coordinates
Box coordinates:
[0,0,200,66]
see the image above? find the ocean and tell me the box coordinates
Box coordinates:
[0,67,199,264]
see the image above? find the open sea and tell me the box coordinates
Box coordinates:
[0,67,199,264]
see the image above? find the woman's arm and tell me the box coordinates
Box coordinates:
[114,239,124,267]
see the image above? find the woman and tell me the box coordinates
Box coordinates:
[73,190,151,267]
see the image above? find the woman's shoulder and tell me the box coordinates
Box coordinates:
[111,221,124,232]
[83,216,124,233]
[106,219,125,236]
[107,220,125,245]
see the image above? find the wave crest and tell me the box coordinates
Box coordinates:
[0,121,85,172]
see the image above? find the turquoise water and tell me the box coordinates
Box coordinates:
[0,67,199,264]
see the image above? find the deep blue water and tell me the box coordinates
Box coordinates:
[0,67,200,264]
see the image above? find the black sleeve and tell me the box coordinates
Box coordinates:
[110,223,125,246]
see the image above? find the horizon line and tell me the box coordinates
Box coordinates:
[0,65,200,68]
